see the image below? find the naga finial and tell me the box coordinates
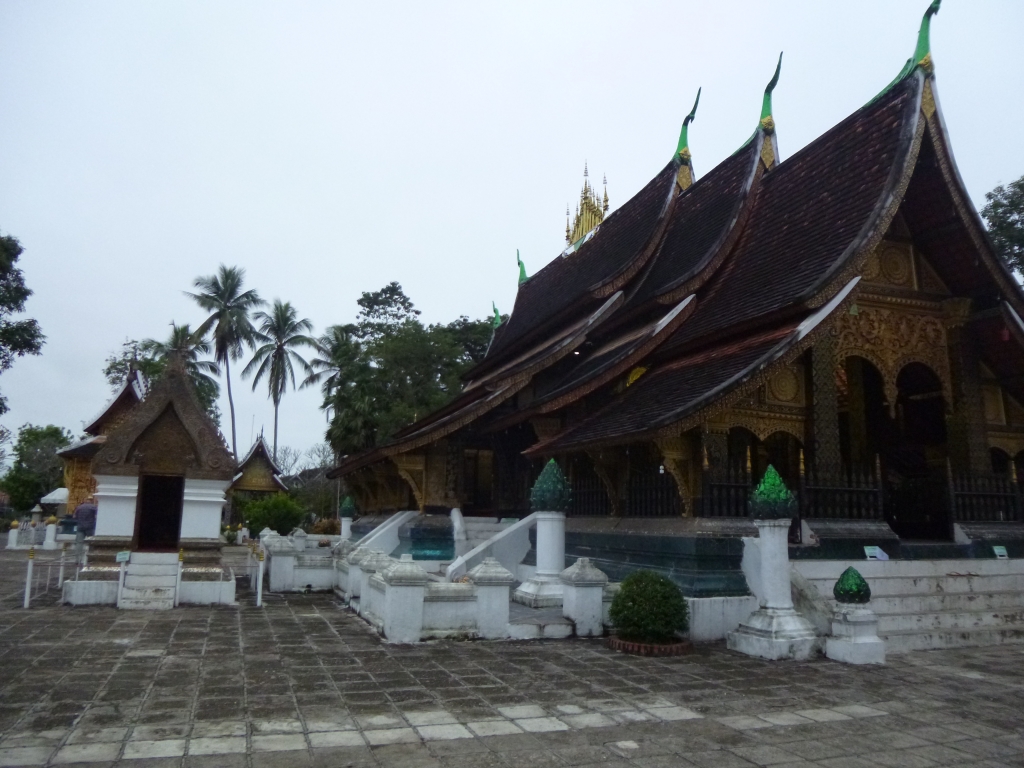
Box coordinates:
[759,52,783,133]
[517,250,528,285]
[913,0,941,74]
[492,302,502,328]
[675,87,701,162]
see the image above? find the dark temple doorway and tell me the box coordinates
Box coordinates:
[135,474,185,551]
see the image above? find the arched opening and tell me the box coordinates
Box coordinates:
[838,356,894,470]
[894,362,948,472]
[990,448,1011,476]
[727,428,802,491]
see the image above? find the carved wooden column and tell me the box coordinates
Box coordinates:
[700,423,729,480]
[655,436,695,516]
[588,448,627,517]
[846,357,870,470]
[944,300,989,476]
[809,337,842,481]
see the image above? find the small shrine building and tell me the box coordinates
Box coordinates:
[332,5,1024,569]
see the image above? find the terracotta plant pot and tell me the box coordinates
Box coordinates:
[605,635,693,657]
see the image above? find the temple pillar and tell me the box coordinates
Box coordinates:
[809,337,842,480]
[846,357,870,469]
[944,300,989,476]
[656,436,696,516]
[588,448,627,517]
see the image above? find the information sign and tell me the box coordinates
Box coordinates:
[993,546,1009,560]
[115,551,131,563]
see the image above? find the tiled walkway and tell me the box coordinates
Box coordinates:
[0,549,1022,767]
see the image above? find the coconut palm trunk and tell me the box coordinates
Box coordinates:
[224,356,238,458]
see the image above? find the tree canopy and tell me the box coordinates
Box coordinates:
[318,283,492,455]
[1,424,73,512]
[0,232,45,415]
[982,174,1024,273]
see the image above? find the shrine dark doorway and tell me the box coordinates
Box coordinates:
[135,474,184,551]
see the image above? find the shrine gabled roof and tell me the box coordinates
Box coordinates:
[83,368,147,436]
[476,160,680,369]
[234,435,288,491]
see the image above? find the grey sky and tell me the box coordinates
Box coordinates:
[1,1,1022,461]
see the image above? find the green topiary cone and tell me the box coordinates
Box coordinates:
[833,566,871,604]
[530,459,571,512]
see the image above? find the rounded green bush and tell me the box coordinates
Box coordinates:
[609,570,689,644]
[245,494,306,535]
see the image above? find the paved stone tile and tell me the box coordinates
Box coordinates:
[0,746,53,767]
[467,720,523,737]
[122,738,187,759]
[251,733,308,752]
[187,735,247,755]
[417,723,475,741]
[516,717,571,733]
[363,727,419,745]
[498,705,547,719]
[50,742,120,764]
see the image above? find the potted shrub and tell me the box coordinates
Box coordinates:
[607,570,692,656]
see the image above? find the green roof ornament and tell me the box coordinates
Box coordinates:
[833,566,872,604]
[749,464,797,519]
[530,459,571,512]
[913,0,941,73]
[675,87,701,162]
[759,52,783,133]
[340,495,357,518]
[491,302,502,329]
[517,249,528,285]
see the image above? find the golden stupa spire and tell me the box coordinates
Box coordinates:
[566,163,608,246]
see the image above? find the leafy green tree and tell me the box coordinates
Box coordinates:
[0,232,45,415]
[320,283,494,455]
[187,265,264,459]
[244,493,306,535]
[1,425,73,512]
[982,175,1024,273]
[102,328,221,424]
[243,300,316,461]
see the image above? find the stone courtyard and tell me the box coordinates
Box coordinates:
[0,549,1022,768]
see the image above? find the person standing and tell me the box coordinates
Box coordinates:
[72,496,97,563]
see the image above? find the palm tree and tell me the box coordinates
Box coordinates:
[141,323,221,418]
[302,324,362,413]
[186,265,264,459]
[243,300,316,460]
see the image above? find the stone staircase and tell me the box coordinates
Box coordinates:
[462,517,514,550]
[795,559,1024,652]
[118,552,179,610]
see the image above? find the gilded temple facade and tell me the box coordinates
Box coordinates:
[332,5,1024,549]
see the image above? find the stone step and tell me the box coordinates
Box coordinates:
[796,559,1024,581]
[867,590,1024,615]
[462,517,499,526]
[129,552,180,566]
[120,586,175,601]
[125,564,179,577]
[883,626,1024,652]
[118,598,174,611]
[805,574,1024,597]
[124,574,178,589]
[876,608,1024,633]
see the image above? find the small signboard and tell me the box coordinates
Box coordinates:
[864,545,889,561]
[115,551,131,563]
[993,545,1009,560]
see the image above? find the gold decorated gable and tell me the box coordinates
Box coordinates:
[233,455,281,492]
[91,364,234,480]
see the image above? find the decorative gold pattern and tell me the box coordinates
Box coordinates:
[760,136,775,168]
[676,165,693,191]
[919,54,934,76]
[64,457,97,513]
[982,385,1007,426]
[760,116,775,133]
[835,302,952,408]
[767,367,801,404]
[626,367,648,387]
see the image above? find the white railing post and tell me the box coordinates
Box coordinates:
[117,560,127,607]
[257,549,265,607]
[23,548,34,608]
[58,544,66,588]
[174,549,184,607]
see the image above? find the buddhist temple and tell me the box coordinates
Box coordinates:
[230,435,288,516]
[331,2,1024,586]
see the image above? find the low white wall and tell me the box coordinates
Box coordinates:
[687,596,759,642]
[179,578,236,605]
[422,583,476,634]
[63,580,118,605]
[181,479,230,540]
[446,511,536,581]
[294,554,336,591]
[94,476,139,538]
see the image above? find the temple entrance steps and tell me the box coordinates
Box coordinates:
[461,517,514,550]
[118,552,179,610]
[794,559,1024,653]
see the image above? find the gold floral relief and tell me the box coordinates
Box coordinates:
[982,385,1007,426]
[767,367,801,404]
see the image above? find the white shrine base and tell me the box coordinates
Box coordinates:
[825,606,886,665]
[727,607,819,660]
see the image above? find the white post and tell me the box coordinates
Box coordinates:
[43,523,58,550]
[256,550,265,607]
[512,510,566,608]
[381,555,429,644]
[560,557,609,637]
[727,518,817,660]
[468,557,515,639]
[174,549,183,608]
[58,544,66,588]
[117,560,127,607]
[341,517,352,541]
[23,548,34,608]
[7,527,19,549]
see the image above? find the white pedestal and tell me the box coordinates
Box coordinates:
[560,558,608,637]
[382,555,429,644]
[825,606,885,665]
[43,524,58,550]
[727,518,817,660]
[513,511,565,608]
[469,557,515,639]
[7,528,18,549]
[341,517,352,541]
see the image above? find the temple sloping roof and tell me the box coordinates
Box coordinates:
[83,368,147,436]
[481,161,680,366]
[233,436,288,492]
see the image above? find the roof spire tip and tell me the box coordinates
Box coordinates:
[675,86,701,161]
[914,0,941,73]
[759,52,783,132]
[517,249,528,285]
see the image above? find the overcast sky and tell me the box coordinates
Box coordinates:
[1,0,1022,463]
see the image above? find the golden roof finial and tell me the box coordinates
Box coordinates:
[566,165,609,248]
